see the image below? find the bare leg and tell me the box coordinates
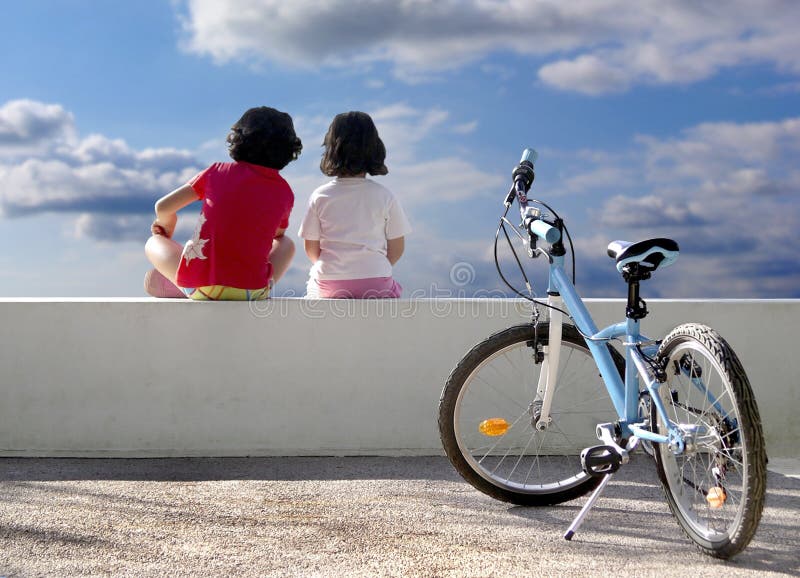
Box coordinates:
[146,234,293,295]
[269,235,295,283]
[145,234,184,285]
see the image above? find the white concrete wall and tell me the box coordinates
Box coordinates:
[0,298,797,458]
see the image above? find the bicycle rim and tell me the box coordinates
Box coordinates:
[448,326,618,501]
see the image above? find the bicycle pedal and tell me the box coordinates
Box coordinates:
[581,445,623,476]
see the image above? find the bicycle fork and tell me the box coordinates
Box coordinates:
[532,296,562,430]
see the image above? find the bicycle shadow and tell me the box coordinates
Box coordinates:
[505,461,800,575]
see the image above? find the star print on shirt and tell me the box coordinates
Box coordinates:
[183,212,209,265]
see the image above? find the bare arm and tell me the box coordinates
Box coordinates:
[269,233,295,283]
[304,239,321,263]
[387,236,404,265]
[152,184,200,237]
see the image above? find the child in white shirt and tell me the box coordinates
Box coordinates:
[299,111,411,298]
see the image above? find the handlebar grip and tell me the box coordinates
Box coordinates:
[519,148,538,166]
[529,219,561,244]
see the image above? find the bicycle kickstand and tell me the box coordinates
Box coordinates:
[563,473,614,540]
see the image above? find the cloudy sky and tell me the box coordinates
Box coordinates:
[1,0,798,298]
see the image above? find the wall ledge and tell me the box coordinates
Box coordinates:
[1,298,796,458]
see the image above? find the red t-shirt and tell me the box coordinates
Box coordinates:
[175,162,294,289]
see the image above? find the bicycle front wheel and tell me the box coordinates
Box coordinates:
[653,324,767,559]
[438,323,623,506]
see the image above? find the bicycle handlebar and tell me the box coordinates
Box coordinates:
[497,148,569,296]
[519,148,538,165]
[529,218,561,244]
[514,148,563,246]
[510,148,537,204]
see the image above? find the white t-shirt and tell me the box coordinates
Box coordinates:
[298,177,412,280]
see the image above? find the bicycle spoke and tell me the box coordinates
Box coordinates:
[504,429,540,484]
[473,372,530,413]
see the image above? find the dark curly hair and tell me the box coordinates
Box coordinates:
[227,106,302,170]
[320,111,388,177]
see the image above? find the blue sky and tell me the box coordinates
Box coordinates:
[1,0,799,298]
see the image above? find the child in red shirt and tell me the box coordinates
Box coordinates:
[144,107,301,300]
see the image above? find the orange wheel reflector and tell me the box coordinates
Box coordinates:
[706,486,727,509]
[479,418,509,437]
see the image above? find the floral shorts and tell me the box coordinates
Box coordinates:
[180,285,270,301]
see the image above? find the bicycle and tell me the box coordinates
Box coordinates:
[438,149,767,559]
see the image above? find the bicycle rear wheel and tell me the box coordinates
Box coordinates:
[653,324,766,559]
[438,323,623,506]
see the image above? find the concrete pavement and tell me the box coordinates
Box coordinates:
[1,456,798,576]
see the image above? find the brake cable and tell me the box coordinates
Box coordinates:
[493,193,614,343]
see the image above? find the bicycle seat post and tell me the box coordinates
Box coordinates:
[622,263,650,320]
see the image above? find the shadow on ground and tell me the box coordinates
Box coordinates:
[1,456,797,576]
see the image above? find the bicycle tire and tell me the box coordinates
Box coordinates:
[652,323,767,559]
[439,323,624,506]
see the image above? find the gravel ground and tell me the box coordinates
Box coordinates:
[0,456,797,577]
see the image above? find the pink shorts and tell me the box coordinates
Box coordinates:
[306,276,402,299]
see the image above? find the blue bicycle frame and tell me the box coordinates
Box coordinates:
[529,219,683,452]
[509,147,694,452]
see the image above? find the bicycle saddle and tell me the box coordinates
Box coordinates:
[607,238,679,273]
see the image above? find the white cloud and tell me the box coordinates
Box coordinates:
[359,103,501,205]
[581,116,800,297]
[452,121,478,135]
[0,155,200,219]
[74,213,198,243]
[538,55,631,95]
[759,80,800,95]
[557,165,633,196]
[637,117,800,190]
[598,194,706,229]
[600,118,800,217]
[0,99,77,154]
[177,0,800,93]
[370,104,449,164]
[0,99,203,240]
[74,214,153,243]
[386,157,503,205]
